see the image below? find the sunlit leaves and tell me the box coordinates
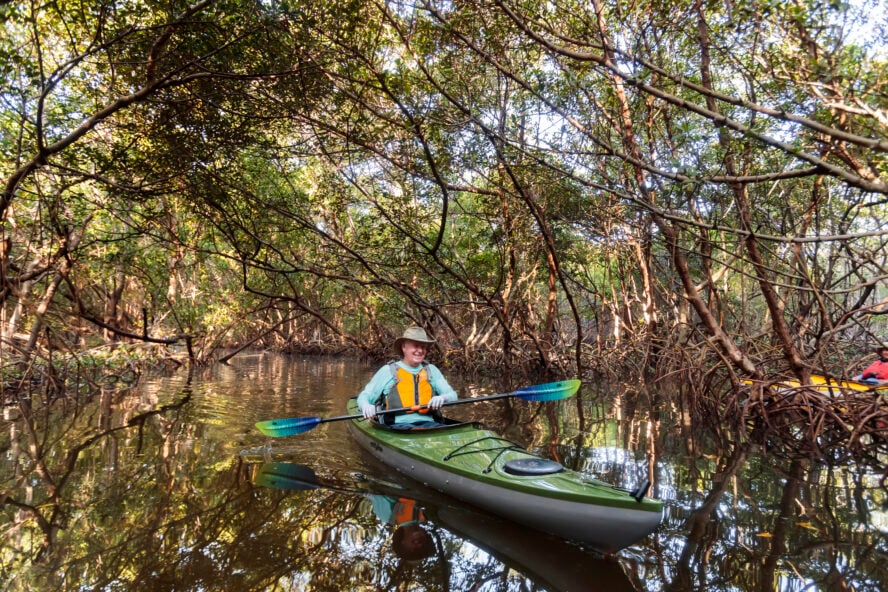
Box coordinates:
[1,0,887,376]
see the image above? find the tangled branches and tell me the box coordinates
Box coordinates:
[745,384,888,472]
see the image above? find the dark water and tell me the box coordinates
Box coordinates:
[1,353,885,591]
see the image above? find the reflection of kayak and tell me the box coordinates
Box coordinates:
[255,461,637,592]
[745,374,888,393]
[345,398,663,553]
[432,500,637,592]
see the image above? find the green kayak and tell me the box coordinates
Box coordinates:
[346,398,664,553]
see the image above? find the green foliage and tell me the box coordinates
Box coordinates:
[0,0,886,377]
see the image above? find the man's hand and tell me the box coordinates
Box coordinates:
[360,402,377,419]
[427,395,448,410]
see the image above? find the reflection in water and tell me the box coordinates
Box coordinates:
[1,374,194,564]
[253,460,636,591]
[1,353,886,591]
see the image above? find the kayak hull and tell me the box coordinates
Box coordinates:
[346,399,663,553]
[746,374,888,394]
[805,374,887,392]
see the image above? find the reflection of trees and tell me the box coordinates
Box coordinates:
[42,467,373,591]
[4,356,887,591]
[1,385,193,567]
[3,376,627,591]
[514,380,887,592]
[2,396,385,591]
[664,443,750,592]
[654,442,888,592]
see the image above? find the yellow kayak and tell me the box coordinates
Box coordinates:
[744,374,888,393]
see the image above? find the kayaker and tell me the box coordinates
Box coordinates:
[370,495,435,561]
[357,326,458,426]
[854,344,888,385]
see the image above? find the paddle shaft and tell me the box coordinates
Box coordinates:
[318,390,528,426]
[255,379,580,437]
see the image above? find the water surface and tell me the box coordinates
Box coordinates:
[1,353,885,591]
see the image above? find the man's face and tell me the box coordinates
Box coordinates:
[401,339,428,366]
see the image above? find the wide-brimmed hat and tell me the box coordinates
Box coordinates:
[393,326,436,354]
[875,344,888,354]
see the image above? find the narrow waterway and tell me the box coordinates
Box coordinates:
[1,353,885,591]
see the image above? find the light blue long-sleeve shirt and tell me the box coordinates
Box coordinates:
[369,494,424,526]
[356,361,458,425]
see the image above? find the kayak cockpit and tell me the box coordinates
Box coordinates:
[367,415,474,431]
[369,418,560,475]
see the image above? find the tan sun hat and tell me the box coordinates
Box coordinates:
[393,326,436,354]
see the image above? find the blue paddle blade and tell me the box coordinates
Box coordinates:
[255,416,322,437]
[514,379,581,401]
[254,462,321,490]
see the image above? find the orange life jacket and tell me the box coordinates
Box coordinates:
[384,362,435,413]
[392,498,425,525]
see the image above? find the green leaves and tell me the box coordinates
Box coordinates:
[1,0,886,373]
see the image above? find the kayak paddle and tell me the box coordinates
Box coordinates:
[255,379,581,438]
[254,462,324,491]
[252,461,407,494]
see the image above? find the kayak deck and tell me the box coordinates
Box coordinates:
[346,399,663,552]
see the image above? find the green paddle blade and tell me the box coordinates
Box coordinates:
[514,379,581,401]
[255,416,323,437]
